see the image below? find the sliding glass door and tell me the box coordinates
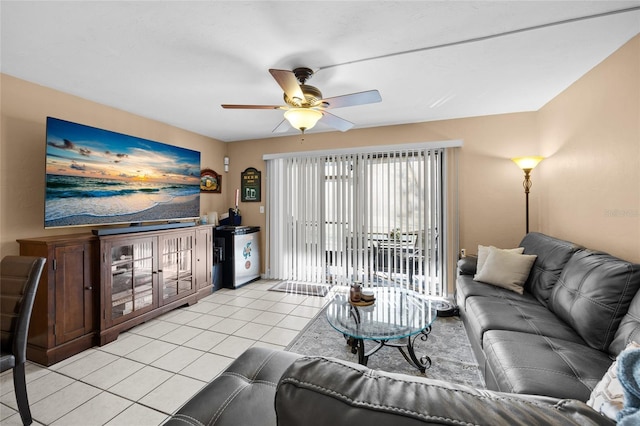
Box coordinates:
[266,145,447,297]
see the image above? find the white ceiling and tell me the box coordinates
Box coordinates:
[2,1,639,142]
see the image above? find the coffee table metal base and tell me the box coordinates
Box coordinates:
[345,326,433,373]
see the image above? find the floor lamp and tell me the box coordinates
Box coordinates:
[511,156,544,234]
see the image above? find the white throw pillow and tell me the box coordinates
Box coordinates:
[587,341,640,421]
[473,246,537,294]
[475,245,525,276]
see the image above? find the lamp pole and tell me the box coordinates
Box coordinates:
[522,168,533,234]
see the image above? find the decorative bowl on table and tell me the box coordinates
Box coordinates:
[360,289,375,302]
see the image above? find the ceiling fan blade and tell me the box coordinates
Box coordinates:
[320,111,354,132]
[269,69,305,102]
[272,119,291,133]
[221,104,285,110]
[321,90,382,109]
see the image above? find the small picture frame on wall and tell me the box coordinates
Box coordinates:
[241,167,261,202]
[200,168,221,193]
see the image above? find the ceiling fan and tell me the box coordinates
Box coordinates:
[221,67,382,134]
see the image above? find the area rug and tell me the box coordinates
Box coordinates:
[286,308,485,388]
[269,281,331,297]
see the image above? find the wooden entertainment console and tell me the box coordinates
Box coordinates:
[18,224,214,366]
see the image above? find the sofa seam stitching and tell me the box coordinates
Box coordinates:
[207,381,247,426]
[168,414,205,426]
[205,374,278,426]
[280,376,480,426]
[249,349,278,380]
[281,375,581,424]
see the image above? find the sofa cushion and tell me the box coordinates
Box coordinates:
[610,288,640,356]
[456,274,540,312]
[520,232,582,307]
[276,354,612,426]
[483,330,613,401]
[465,296,585,349]
[164,347,301,426]
[473,247,537,294]
[548,249,640,352]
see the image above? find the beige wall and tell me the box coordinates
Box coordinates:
[0,74,227,258]
[2,34,638,268]
[225,113,539,289]
[538,35,639,262]
[226,112,540,264]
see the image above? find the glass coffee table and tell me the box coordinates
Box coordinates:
[326,286,438,372]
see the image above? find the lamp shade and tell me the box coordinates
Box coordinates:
[511,156,544,171]
[284,108,323,132]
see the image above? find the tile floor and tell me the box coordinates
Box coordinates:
[0,279,328,425]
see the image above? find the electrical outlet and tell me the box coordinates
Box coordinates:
[460,248,466,258]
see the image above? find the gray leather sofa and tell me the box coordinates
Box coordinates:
[163,232,640,425]
[164,346,613,425]
[456,232,640,401]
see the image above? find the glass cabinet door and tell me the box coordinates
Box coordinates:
[109,239,155,321]
[160,233,194,302]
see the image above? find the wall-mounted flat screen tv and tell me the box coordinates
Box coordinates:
[45,117,201,229]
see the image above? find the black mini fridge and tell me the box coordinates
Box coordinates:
[216,226,261,288]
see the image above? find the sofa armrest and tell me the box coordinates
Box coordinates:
[276,355,613,426]
[457,255,477,275]
[164,347,301,426]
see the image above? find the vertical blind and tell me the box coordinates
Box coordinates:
[265,146,448,297]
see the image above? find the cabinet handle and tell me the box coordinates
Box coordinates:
[85,286,93,290]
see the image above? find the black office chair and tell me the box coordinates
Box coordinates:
[1,256,46,425]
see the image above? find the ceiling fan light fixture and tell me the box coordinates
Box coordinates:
[284,108,322,132]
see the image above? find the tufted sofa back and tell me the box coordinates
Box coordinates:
[520,232,582,307]
[548,249,640,353]
[610,285,640,356]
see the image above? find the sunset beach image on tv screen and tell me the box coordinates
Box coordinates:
[45,117,201,228]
